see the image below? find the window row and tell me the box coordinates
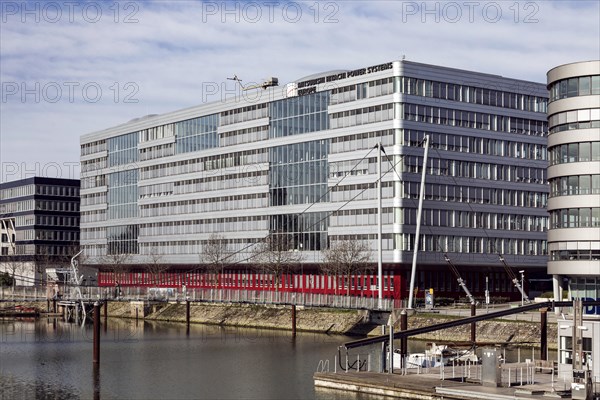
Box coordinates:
[402,182,548,208]
[396,233,547,256]
[139,216,269,237]
[0,184,35,200]
[330,208,394,227]
[220,126,269,147]
[80,140,107,156]
[549,119,600,134]
[404,129,547,160]
[404,104,547,136]
[330,77,395,105]
[548,142,600,165]
[221,103,268,126]
[402,76,548,113]
[169,170,268,196]
[139,143,174,161]
[549,75,600,101]
[330,103,394,129]
[139,193,269,217]
[549,175,600,197]
[35,215,79,227]
[548,108,600,132]
[550,250,600,261]
[400,208,548,232]
[331,129,394,154]
[35,200,79,212]
[80,209,106,224]
[549,208,600,228]
[140,149,267,180]
[403,156,547,184]
[81,157,107,173]
[140,123,175,143]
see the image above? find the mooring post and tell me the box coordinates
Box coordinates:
[470,303,476,343]
[93,302,100,365]
[93,364,100,400]
[186,299,191,333]
[291,304,297,337]
[400,310,408,368]
[540,308,547,361]
[47,299,50,313]
[53,298,57,314]
[103,300,108,332]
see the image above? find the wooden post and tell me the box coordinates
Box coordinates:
[103,300,108,332]
[93,302,100,364]
[470,303,476,343]
[540,308,547,361]
[186,300,191,336]
[52,298,57,313]
[291,304,297,337]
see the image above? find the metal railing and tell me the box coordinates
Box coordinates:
[0,285,396,311]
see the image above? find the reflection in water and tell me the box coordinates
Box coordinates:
[1,318,351,399]
[0,318,556,400]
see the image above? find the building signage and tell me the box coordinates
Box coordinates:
[296,62,393,96]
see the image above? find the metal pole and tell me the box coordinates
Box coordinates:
[93,302,100,364]
[388,323,394,374]
[186,299,191,336]
[470,303,476,343]
[408,135,429,309]
[377,142,383,310]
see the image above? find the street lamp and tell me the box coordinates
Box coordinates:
[519,270,525,306]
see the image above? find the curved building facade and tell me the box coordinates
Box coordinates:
[547,61,600,300]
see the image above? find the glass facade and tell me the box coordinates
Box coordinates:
[269,140,329,206]
[175,114,219,153]
[269,92,329,138]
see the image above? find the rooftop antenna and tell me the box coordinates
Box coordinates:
[227,74,279,91]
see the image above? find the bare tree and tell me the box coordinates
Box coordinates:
[145,247,168,286]
[321,239,372,296]
[2,255,24,289]
[201,233,233,292]
[251,233,302,292]
[102,253,131,285]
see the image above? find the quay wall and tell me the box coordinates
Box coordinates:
[0,300,558,348]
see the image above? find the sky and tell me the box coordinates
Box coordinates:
[1,0,599,182]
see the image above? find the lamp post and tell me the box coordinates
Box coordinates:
[519,270,525,306]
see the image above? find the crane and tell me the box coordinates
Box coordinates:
[227,75,279,91]
[498,255,531,304]
[444,254,477,305]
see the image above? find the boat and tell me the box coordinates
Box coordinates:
[391,343,479,369]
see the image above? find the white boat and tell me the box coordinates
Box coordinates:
[391,343,478,369]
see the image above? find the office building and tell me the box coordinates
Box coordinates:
[0,177,80,286]
[548,60,600,383]
[80,60,549,300]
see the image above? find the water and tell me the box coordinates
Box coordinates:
[0,317,555,399]
[1,318,386,399]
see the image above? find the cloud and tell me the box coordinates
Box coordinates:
[1,0,599,181]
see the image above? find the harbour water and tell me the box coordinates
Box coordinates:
[0,317,553,399]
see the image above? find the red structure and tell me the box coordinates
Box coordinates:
[98,269,403,299]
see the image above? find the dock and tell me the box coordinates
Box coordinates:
[314,363,575,399]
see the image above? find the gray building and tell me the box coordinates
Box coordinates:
[548,60,600,384]
[80,60,549,299]
[0,177,80,286]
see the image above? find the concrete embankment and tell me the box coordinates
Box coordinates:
[0,300,558,347]
[109,301,372,335]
